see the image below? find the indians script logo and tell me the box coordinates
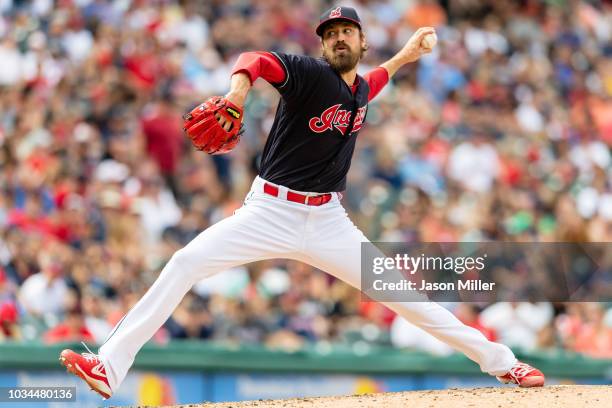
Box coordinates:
[309,104,367,135]
[330,7,341,18]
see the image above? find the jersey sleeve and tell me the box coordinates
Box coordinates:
[363,66,389,102]
[231,51,286,86]
[267,52,324,102]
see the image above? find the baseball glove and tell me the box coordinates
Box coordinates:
[183,96,244,155]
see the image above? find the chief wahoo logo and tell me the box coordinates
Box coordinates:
[330,7,341,18]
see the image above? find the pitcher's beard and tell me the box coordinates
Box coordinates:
[323,47,361,74]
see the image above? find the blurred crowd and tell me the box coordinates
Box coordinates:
[1,0,612,360]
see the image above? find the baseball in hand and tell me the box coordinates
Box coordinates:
[421,32,437,49]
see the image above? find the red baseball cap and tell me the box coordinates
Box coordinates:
[316,6,362,37]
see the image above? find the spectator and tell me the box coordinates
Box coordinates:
[165,293,213,340]
[0,267,15,304]
[573,303,612,359]
[18,243,69,318]
[0,301,19,341]
[140,94,185,195]
[81,286,112,344]
[43,305,95,344]
[480,302,554,351]
[447,132,500,193]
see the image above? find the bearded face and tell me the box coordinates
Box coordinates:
[321,22,366,74]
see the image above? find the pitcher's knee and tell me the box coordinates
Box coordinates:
[166,248,205,282]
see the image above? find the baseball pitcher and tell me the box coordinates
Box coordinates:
[60,6,545,399]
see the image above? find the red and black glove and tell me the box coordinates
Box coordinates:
[183,96,244,155]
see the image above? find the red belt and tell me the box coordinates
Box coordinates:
[263,183,332,206]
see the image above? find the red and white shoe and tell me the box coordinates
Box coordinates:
[59,348,112,399]
[497,361,545,388]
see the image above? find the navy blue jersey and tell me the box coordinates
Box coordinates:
[259,52,370,193]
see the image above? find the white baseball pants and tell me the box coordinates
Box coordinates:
[98,176,516,391]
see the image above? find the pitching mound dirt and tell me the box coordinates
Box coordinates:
[169,385,610,408]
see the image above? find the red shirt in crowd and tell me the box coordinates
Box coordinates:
[141,105,184,174]
[43,323,95,344]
